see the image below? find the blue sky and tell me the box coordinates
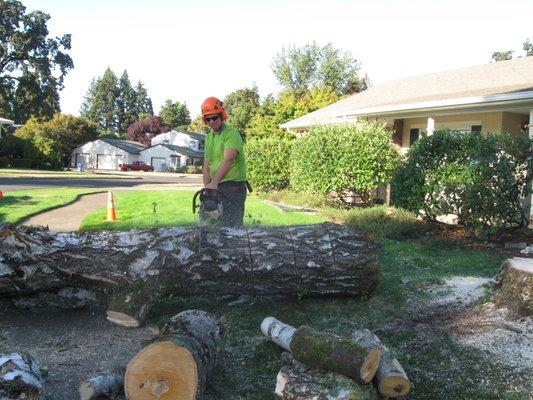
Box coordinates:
[21,0,533,118]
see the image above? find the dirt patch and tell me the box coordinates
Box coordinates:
[0,300,156,399]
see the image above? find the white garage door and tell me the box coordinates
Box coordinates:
[75,153,92,169]
[97,154,123,170]
[151,157,167,171]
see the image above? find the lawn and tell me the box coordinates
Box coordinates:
[79,191,325,231]
[0,168,136,179]
[0,187,103,224]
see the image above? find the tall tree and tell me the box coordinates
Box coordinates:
[116,71,138,134]
[135,82,153,119]
[271,42,367,97]
[223,86,260,138]
[523,38,533,56]
[491,50,514,62]
[80,68,119,133]
[158,99,191,129]
[0,0,73,122]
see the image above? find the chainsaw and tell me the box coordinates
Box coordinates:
[192,188,226,227]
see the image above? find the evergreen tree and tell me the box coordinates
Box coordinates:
[116,71,138,134]
[135,82,153,119]
[159,99,191,129]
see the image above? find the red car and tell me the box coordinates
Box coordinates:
[118,161,154,172]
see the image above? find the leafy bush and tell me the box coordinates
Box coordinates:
[11,158,34,168]
[245,137,294,191]
[290,122,400,205]
[392,130,531,230]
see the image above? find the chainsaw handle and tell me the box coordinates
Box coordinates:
[192,188,227,214]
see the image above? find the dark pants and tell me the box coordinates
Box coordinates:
[218,181,247,227]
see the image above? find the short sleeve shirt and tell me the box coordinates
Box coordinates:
[204,124,246,183]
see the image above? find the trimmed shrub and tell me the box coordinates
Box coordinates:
[392,130,531,231]
[290,122,400,205]
[244,137,294,191]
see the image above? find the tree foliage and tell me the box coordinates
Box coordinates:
[125,116,170,146]
[80,68,153,135]
[159,99,191,129]
[272,42,367,97]
[523,38,533,56]
[491,51,514,62]
[0,0,73,122]
[223,85,260,138]
[15,114,98,167]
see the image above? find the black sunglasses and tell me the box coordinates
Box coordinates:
[204,115,220,122]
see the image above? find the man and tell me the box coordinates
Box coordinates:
[201,96,247,227]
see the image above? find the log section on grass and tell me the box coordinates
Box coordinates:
[261,317,381,384]
[0,352,44,399]
[492,257,533,317]
[124,310,223,400]
[276,352,378,400]
[351,329,410,397]
[79,373,124,400]
[0,223,380,327]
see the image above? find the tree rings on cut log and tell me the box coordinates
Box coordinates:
[289,326,381,384]
[125,340,198,399]
[493,257,533,317]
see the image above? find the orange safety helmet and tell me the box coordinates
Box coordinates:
[201,97,228,121]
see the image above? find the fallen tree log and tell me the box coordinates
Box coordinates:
[79,373,124,400]
[492,257,533,317]
[351,329,410,398]
[0,352,44,399]
[0,223,380,327]
[275,352,378,400]
[124,310,223,399]
[261,317,381,384]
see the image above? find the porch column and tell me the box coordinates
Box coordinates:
[426,116,435,136]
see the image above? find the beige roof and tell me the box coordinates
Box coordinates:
[281,56,533,129]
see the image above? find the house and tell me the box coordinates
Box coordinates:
[280,56,533,224]
[70,130,206,171]
[0,117,14,138]
[280,57,533,152]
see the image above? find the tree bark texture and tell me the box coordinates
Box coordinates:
[0,223,380,326]
[79,373,124,400]
[262,317,381,384]
[351,329,410,397]
[493,257,533,317]
[275,352,378,400]
[0,352,44,399]
[124,310,223,400]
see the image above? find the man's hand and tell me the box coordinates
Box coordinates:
[205,181,218,189]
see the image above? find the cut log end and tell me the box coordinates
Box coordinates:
[378,375,411,397]
[79,381,96,400]
[125,341,198,400]
[106,311,140,328]
[360,347,381,383]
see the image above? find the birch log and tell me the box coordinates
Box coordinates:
[261,317,381,384]
[79,373,124,400]
[124,310,223,399]
[492,258,533,317]
[0,352,44,399]
[0,223,380,327]
[351,329,410,397]
[275,352,378,400]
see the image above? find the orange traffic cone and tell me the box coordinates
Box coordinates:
[107,191,117,221]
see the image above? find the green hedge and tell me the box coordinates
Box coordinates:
[290,122,400,205]
[244,137,294,191]
[392,130,532,231]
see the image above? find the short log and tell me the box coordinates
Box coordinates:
[79,373,124,400]
[0,352,44,399]
[124,310,223,399]
[275,352,378,400]
[351,329,410,397]
[492,257,533,317]
[261,317,381,384]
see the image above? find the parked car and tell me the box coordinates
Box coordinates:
[118,161,154,172]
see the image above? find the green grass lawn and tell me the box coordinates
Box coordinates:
[0,187,103,224]
[0,168,136,179]
[79,191,325,231]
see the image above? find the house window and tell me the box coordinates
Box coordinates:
[170,155,180,167]
[470,125,482,133]
[186,158,193,166]
[409,129,419,146]
[198,142,204,150]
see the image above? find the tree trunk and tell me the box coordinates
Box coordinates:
[0,223,380,327]
[79,373,124,400]
[124,310,223,400]
[275,352,378,400]
[261,317,381,384]
[351,329,411,397]
[0,352,44,399]
[492,257,533,317]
